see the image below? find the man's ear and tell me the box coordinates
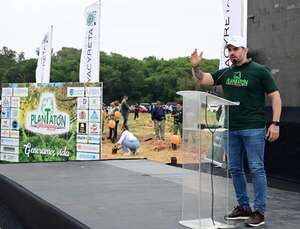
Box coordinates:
[242,47,248,59]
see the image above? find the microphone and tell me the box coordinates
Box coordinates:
[199,124,222,129]
[209,66,232,96]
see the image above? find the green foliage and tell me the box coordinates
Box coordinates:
[0,47,18,83]
[19,129,76,162]
[0,46,220,104]
[51,47,81,82]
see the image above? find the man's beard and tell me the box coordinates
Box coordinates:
[231,57,242,66]
[231,59,239,65]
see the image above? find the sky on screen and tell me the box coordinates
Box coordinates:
[0,0,223,60]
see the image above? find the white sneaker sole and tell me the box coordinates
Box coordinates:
[225,216,250,220]
[247,221,265,227]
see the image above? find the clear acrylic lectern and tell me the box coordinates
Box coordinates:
[177,91,239,229]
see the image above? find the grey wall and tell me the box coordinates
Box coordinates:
[248,0,300,107]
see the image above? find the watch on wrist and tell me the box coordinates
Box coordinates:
[271,121,280,126]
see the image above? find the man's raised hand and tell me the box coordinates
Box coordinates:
[191,49,203,67]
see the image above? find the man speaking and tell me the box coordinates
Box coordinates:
[191,35,282,227]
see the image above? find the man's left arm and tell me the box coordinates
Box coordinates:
[266,91,282,142]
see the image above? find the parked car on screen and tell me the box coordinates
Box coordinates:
[140,103,152,112]
[138,105,148,113]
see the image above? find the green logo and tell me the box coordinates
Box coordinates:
[226,72,248,87]
[86,11,97,26]
[25,93,70,135]
[41,97,54,114]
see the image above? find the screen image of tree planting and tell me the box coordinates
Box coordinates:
[0,82,102,163]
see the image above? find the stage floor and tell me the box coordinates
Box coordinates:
[0,160,299,229]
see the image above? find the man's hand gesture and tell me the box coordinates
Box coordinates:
[191,49,203,67]
[266,124,280,142]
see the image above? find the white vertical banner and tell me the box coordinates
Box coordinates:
[219,0,248,69]
[36,26,53,83]
[79,1,100,83]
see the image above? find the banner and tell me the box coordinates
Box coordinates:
[79,2,100,83]
[36,26,53,83]
[219,0,248,69]
[0,82,102,163]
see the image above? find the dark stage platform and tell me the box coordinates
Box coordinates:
[0,160,299,229]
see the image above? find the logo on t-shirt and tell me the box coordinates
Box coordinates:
[226,72,248,87]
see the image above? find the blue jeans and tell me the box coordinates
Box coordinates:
[122,139,140,153]
[228,128,267,213]
[122,114,129,129]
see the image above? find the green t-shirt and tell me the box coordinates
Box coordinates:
[212,60,278,130]
[121,99,129,114]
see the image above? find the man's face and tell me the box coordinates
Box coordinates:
[227,45,248,66]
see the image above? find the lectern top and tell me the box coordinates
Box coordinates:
[177,90,239,106]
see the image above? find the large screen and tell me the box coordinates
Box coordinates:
[0,82,102,162]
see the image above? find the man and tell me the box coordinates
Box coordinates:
[191,35,281,227]
[171,102,183,150]
[120,95,129,129]
[171,102,183,137]
[134,103,139,120]
[151,101,166,140]
[107,101,120,143]
[114,126,140,156]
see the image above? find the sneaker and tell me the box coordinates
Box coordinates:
[224,206,252,220]
[131,149,136,155]
[245,211,265,227]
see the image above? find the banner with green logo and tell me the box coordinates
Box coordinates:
[0,82,102,162]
